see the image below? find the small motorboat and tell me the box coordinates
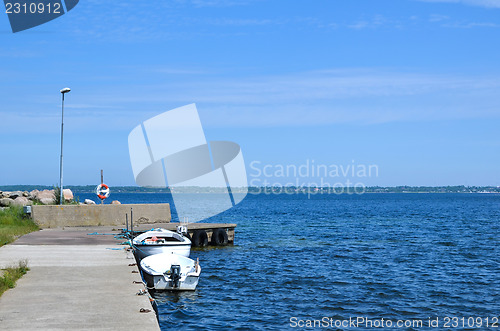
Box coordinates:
[140,252,201,291]
[132,227,191,260]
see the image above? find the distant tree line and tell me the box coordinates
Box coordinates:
[0,185,499,194]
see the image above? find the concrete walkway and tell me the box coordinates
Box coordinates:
[0,228,160,330]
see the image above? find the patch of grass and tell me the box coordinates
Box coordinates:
[0,206,39,247]
[0,260,29,296]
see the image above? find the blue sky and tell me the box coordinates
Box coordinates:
[1,0,499,187]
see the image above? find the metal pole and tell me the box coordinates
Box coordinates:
[125,213,129,233]
[59,93,65,205]
[130,208,134,235]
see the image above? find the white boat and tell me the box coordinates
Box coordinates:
[140,252,201,291]
[132,228,191,260]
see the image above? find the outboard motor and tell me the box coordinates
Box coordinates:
[169,265,181,288]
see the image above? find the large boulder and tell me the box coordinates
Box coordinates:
[111,200,121,205]
[37,190,55,204]
[63,189,74,202]
[9,191,23,199]
[12,197,31,207]
[39,198,54,205]
[2,192,10,198]
[0,198,14,207]
[37,190,56,199]
[29,189,40,200]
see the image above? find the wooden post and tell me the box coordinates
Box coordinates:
[100,170,104,205]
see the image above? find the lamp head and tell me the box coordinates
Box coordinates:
[60,87,71,94]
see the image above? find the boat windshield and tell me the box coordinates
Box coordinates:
[142,237,182,243]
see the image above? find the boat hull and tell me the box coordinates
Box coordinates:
[140,252,201,291]
[142,271,199,291]
[134,244,190,260]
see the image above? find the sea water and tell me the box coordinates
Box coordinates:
[77,192,500,330]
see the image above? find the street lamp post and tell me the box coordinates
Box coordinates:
[59,87,71,205]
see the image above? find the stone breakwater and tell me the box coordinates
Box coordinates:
[0,189,121,208]
[0,189,74,207]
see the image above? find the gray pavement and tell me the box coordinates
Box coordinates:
[0,229,160,330]
[11,227,126,245]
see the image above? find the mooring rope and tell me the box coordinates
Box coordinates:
[87,232,117,236]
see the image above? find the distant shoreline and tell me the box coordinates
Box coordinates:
[0,185,499,194]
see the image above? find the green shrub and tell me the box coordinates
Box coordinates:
[0,260,29,296]
[0,206,39,247]
[54,185,61,205]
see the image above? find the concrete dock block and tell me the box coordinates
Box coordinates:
[31,203,171,228]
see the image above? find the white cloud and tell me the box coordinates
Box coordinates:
[442,21,500,27]
[2,68,500,133]
[428,14,450,22]
[347,15,387,30]
[417,0,500,8]
[173,0,257,7]
[200,18,280,26]
[187,70,500,127]
[63,69,500,128]
[0,49,40,58]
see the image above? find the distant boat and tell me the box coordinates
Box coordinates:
[140,252,201,291]
[132,228,191,260]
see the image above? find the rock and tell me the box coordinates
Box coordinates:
[12,197,31,207]
[9,191,23,199]
[0,198,14,207]
[136,217,150,224]
[2,192,10,198]
[37,190,55,204]
[23,191,29,197]
[111,200,121,205]
[39,198,55,205]
[84,199,96,205]
[63,189,73,202]
[29,189,40,200]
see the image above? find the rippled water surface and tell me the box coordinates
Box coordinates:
[84,193,500,330]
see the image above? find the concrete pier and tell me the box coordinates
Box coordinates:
[0,228,160,330]
[132,222,237,244]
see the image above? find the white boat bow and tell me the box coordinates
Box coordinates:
[132,228,191,259]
